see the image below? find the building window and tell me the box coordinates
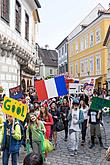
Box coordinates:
[75,41,78,53]
[80,37,85,51]
[90,57,94,73]
[59,49,61,58]
[15,0,21,33]
[80,61,84,75]
[84,59,88,76]
[65,43,67,53]
[70,65,73,75]
[90,32,94,47]
[85,34,88,49]
[75,63,78,77]
[96,55,101,75]
[1,0,10,23]
[96,28,101,44]
[25,12,29,41]
[62,46,64,56]
[50,69,53,75]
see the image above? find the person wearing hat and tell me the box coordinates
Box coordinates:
[68,98,84,155]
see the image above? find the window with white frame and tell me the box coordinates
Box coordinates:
[75,62,78,77]
[80,37,85,51]
[65,43,67,53]
[96,28,101,44]
[69,41,73,56]
[80,60,84,75]
[59,49,61,58]
[62,46,64,56]
[85,34,88,49]
[75,41,78,53]
[90,32,94,47]
[84,59,88,75]
[90,56,94,73]
[70,64,73,75]
[96,55,101,74]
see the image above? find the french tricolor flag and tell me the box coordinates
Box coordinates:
[35,76,68,101]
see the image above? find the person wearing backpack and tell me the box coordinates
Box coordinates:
[0,115,21,165]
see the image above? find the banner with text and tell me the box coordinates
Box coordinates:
[90,97,110,111]
[2,96,28,121]
[9,85,23,100]
[69,83,84,94]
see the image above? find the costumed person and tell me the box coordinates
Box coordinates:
[1,115,21,165]
[49,101,60,148]
[68,98,84,155]
[79,100,89,145]
[60,98,70,141]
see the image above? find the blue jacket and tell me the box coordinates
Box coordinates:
[68,109,84,129]
[1,121,21,153]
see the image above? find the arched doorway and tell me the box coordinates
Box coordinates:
[21,79,26,93]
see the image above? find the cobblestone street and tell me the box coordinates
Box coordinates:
[1,115,110,165]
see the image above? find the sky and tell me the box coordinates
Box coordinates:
[38,0,110,49]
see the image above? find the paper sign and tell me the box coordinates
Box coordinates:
[2,96,28,121]
[90,97,110,111]
[9,85,23,100]
[69,83,83,94]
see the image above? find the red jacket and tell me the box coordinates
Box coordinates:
[38,113,53,139]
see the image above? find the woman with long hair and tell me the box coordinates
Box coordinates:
[60,98,70,141]
[37,103,53,140]
[49,101,60,148]
[79,100,89,145]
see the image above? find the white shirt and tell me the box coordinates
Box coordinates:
[80,106,89,120]
[70,108,81,132]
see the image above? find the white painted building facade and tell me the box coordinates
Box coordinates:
[0,0,41,95]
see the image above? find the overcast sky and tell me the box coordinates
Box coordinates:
[38,0,110,49]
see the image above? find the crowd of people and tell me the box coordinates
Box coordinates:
[0,89,108,165]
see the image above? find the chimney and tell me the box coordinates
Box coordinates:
[45,44,49,49]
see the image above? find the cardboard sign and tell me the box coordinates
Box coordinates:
[82,78,95,96]
[9,85,23,100]
[69,83,83,94]
[90,97,110,111]
[2,96,28,121]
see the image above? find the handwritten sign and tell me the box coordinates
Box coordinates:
[2,96,28,121]
[90,97,110,111]
[9,85,23,100]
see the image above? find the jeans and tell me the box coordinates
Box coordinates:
[70,131,80,151]
[81,119,87,141]
[2,148,19,165]
[63,120,68,139]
